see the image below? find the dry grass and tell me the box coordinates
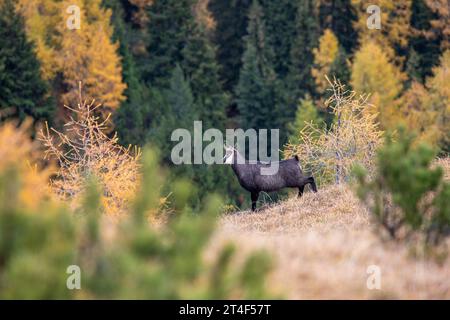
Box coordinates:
[209,159,450,299]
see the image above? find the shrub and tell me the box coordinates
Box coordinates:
[285,78,383,185]
[354,128,450,246]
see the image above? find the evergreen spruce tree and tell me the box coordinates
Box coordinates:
[144,0,196,89]
[406,48,423,84]
[318,0,358,53]
[330,46,351,86]
[144,0,228,131]
[154,65,197,164]
[235,0,284,134]
[0,0,54,122]
[143,0,241,205]
[107,0,150,146]
[181,24,228,129]
[260,0,297,79]
[288,98,324,145]
[407,0,443,83]
[288,0,320,102]
[208,0,252,91]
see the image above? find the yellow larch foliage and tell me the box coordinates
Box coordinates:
[59,0,126,119]
[0,121,53,210]
[17,0,126,120]
[39,84,140,217]
[425,50,450,148]
[351,0,411,68]
[15,0,61,80]
[395,50,449,149]
[311,29,339,94]
[400,82,441,147]
[351,41,404,130]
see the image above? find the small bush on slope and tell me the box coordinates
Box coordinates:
[39,83,141,216]
[354,127,450,247]
[285,78,383,185]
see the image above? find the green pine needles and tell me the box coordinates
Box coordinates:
[354,128,450,247]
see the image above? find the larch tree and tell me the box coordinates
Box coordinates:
[400,82,440,147]
[39,83,140,216]
[0,0,54,122]
[59,0,126,120]
[351,0,412,69]
[402,50,450,149]
[426,50,450,150]
[17,0,126,121]
[311,29,340,95]
[351,41,404,130]
[311,29,350,119]
[16,0,61,81]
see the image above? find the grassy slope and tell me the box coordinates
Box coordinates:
[210,159,450,299]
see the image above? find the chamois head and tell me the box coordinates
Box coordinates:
[223,145,236,164]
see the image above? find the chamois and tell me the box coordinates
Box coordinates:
[223,146,317,211]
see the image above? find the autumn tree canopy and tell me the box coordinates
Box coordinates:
[17,0,126,121]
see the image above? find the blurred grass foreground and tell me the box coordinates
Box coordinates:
[0,90,272,299]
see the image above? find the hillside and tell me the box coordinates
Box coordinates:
[210,159,450,299]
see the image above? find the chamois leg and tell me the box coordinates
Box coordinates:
[251,192,259,212]
[298,185,305,197]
